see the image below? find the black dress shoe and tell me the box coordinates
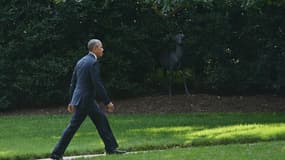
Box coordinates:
[50,154,63,160]
[106,149,127,155]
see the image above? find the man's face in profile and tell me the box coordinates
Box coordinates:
[93,41,104,58]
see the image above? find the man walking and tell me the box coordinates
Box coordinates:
[50,39,126,160]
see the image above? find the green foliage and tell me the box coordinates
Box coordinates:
[0,0,285,109]
[159,0,285,94]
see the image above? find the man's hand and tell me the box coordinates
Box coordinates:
[106,102,115,113]
[67,104,75,113]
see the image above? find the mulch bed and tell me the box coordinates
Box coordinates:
[1,94,285,116]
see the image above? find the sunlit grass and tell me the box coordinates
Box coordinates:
[129,123,285,145]
[81,140,285,160]
[0,113,284,159]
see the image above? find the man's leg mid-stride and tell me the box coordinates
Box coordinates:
[88,106,119,152]
[51,109,87,158]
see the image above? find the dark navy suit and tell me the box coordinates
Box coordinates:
[52,53,118,156]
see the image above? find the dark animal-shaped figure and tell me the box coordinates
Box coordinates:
[159,33,190,96]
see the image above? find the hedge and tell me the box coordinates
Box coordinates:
[0,0,284,110]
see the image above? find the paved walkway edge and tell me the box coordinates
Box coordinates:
[36,150,164,160]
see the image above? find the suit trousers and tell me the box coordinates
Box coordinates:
[52,103,118,156]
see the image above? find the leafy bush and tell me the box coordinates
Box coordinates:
[0,0,284,110]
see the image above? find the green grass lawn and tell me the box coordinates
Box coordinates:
[82,140,285,160]
[0,113,284,159]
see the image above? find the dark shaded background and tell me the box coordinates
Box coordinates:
[0,0,284,110]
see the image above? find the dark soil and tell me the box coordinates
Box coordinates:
[1,94,285,116]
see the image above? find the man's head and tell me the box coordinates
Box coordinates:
[88,39,104,58]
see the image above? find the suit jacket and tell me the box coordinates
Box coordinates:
[69,53,111,109]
